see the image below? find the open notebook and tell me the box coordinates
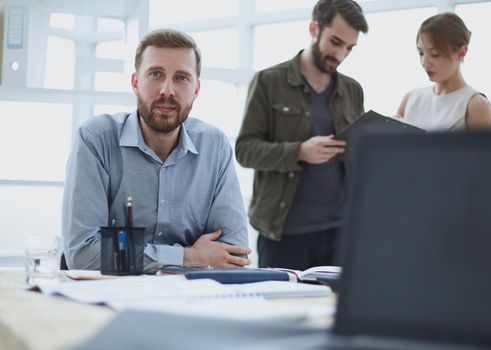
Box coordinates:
[272,265,341,283]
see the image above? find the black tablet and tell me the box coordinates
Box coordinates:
[334,110,424,161]
[335,110,424,142]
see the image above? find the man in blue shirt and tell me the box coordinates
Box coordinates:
[62,29,251,271]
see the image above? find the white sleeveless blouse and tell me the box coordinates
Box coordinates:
[403,85,478,131]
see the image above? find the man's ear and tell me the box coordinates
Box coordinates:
[194,79,201,100]
[131,72,138,93]
[309,21,319,40]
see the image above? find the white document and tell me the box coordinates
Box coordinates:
[230,281,331,298]
[37,275,236,304]
[118,297,320,321]
[35,275,332,321]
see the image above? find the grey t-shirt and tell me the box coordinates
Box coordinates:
[282,81,346,234]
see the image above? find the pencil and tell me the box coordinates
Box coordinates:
[126,196,133,227]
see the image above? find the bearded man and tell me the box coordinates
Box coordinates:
[235,0,368,270]
[63,29,250,271]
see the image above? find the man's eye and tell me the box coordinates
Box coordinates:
[149,71,162,78]
[331,39,342,46]
[175,75,189,81]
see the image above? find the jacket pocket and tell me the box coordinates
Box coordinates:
[272,103,304,141]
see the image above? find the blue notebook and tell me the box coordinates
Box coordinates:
[184,268,291,284]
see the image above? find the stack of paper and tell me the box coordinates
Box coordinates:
[34,274,332,321]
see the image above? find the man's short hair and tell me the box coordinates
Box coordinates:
[134,28,201,77]
[313,0,368,34]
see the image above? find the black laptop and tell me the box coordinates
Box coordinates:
[330,131,491,349]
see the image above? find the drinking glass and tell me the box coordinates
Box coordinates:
[24,235,63,286]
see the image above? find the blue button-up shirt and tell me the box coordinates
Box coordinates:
[62,111,248,270]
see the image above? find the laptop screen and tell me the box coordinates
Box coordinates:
[334,132,491,348]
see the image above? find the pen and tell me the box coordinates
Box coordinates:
[118,230,128,272]
[125,196,133,227]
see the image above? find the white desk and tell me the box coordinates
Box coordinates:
[0,268,334,350]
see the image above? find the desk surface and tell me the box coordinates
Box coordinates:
[0,269,114,350]
[0,268,334,350]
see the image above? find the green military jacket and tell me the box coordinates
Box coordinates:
[235,51,365,241]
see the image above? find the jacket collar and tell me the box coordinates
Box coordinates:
[286,50,307,87]
[287,50,351,98]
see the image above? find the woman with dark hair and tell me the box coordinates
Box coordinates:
[397,12,491,130]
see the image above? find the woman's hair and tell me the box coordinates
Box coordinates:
[417,12,471,59]
[135,29,201,77]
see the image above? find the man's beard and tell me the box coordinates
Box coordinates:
[312,39,339,75]
[137,95,192,134]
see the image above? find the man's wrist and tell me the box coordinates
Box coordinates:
[183,247,196,267]
[297,142,305,161]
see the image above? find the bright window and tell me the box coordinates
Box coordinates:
[149,0,239,26]
[0,186,63,256]
[191,29,240,69]
[456,3,491,98]
[253,20,310,71]
[255,0,317,13]
[97,17,125,34]
[95,72,133,93]
[192,79,243,137]
[0,102,72,181]
[44,36,75,89]
[49,13,75,31]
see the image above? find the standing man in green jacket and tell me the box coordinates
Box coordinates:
[235,0,368,270]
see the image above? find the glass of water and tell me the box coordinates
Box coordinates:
[24,235,63,286]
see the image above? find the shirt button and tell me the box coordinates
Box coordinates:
[279,201,286,209]
[282,106,290,112]
[288,172,295,179]
[157,232,164,238]
[160,200,166,206]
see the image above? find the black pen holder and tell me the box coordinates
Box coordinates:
[99,226,145,276]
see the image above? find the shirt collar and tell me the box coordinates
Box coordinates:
[119,110,198,156]
[177,121,198,156]
[119,110,141,147]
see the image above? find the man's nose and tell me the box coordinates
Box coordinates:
[159,79,175,96]
[332,46,347,63]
